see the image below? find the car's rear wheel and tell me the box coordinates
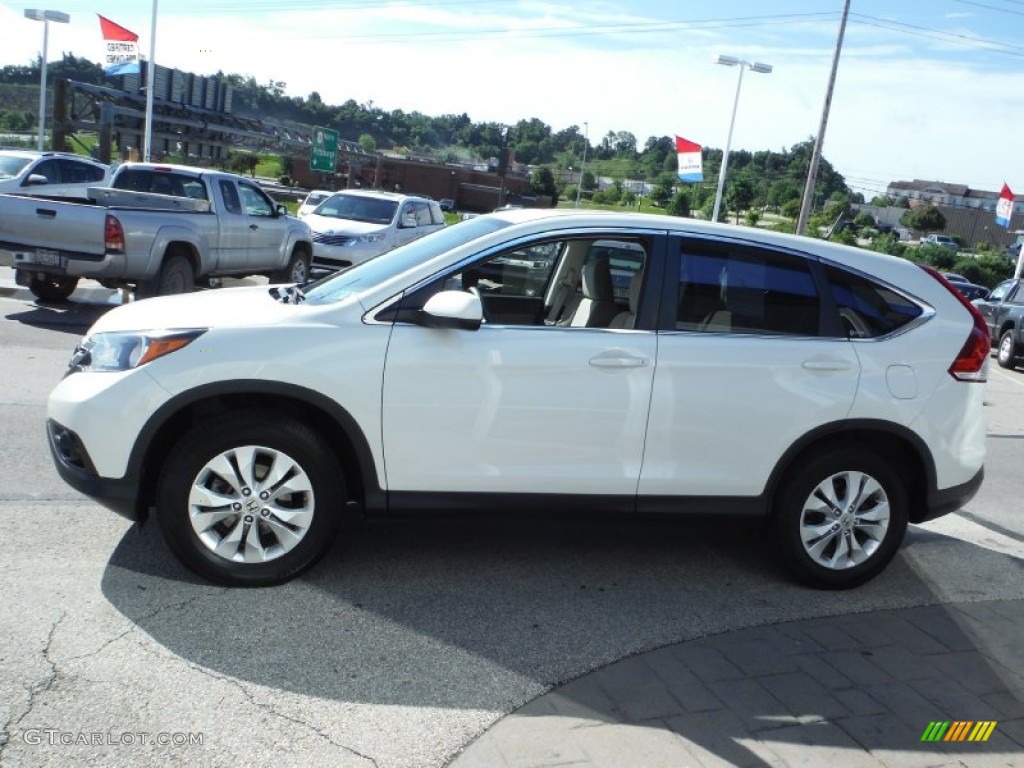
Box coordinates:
[156,410,346,586]
[997,330,1017,369]
[773,446,908,589]
[28,275,78,302]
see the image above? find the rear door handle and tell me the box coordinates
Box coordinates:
[801,359,854,371]
[249,224,258,230]
[589,353,648,368]
[36,208,57,218]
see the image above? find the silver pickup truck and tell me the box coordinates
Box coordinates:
[0,163,312,300]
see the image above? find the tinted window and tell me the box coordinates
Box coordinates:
[676,242,819,336]
[59,159,105,184]
[113,169,208,200]
[31,159,61,184]
[824,265,923,339]
[218,180,242,214]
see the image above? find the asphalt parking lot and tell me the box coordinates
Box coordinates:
[0,274,1022,767]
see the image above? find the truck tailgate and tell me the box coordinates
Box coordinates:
[0,194,106,264]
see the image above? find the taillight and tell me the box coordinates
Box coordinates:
[104,214,125,252]
[919,265,989,382]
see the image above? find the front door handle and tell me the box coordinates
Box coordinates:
[589,352,648,368]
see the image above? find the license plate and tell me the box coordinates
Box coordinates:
[36,248,61,266]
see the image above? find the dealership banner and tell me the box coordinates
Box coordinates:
[996,183,1014,228]
[676,136,703,183]
[98,15,140,76]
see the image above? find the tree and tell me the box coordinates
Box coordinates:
[580,170,597,193]
[726,177,756,223]
[358,133,376,153]
[870,195,894,207]
[530,166,558,205]
[667,189,690,217]
[900,205,946,234]
[781,199,801,219]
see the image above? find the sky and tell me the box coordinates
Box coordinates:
[1,0,1022,198]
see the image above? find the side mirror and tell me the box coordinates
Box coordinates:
[276,203,289,217]
[420,290,482,330]
[400,214,418,229]
[24,174,50,187]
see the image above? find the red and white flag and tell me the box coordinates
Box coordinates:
[676,136,703,183]
[996,183,1014,228]
[98,15,140,76]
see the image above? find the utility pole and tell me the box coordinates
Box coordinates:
[796,0,851,236]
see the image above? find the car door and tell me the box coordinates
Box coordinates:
[975,279,1020,339]
[638,235,861,503]
[213,179,249,271]
[237,180,288,267]
[380,231,664,500]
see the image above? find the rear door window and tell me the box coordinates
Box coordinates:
[824,265,923,339]
[676,240,820,336]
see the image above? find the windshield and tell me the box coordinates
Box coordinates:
[303,217,509,305]
[304,192,330,207]
[313,193,398,225]
[0,156,32,180]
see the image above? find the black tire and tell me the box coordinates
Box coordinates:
[773,446,909,589]
[271,247,312,284]
[996,330,1017,369]
[28,275,79,302]
[155,409,346,586]
[136,253,195,299]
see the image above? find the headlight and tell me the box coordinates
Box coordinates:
[68,329,206,373]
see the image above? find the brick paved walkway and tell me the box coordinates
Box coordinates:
[450,601,1024,767]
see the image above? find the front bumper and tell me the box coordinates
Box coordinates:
[47,419,140,520]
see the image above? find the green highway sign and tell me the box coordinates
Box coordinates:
[310,127,338,172]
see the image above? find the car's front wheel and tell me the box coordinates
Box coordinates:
[773,446,909,589]
[997,330,1018,369]
[272,247,311,285]
[156,410,346,586]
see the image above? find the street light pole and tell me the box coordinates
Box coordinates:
[574,121,588,208]
[711,55,772,224]
[25,9,70,152]
[143,0,159,162]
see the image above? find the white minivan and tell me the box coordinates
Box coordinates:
[302,190,445,268]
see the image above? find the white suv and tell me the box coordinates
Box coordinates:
[302,189,445,268]
[47,210,988,588]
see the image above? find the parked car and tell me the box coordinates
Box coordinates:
[973,277,1024,368]
[3,162,311,300]
[0,150,110,199]
[439,198,456,212]
[949,282,990,301]
[297,189,333,218]
[941,273,967,283]
[303,190,445,268]
[921,233,958,251]
[1006,241,1022,260]
[47,210,988,589]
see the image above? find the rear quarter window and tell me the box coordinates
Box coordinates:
[825,265,923,338]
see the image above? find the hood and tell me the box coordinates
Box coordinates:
[303,213,388,237]
[87,285,330,334]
